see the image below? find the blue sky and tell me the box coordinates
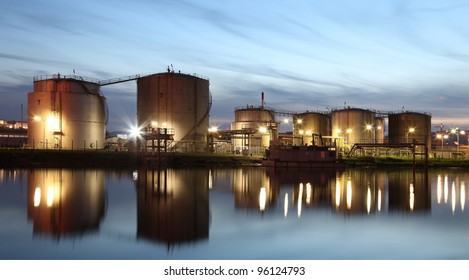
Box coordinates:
[1,0,469,131]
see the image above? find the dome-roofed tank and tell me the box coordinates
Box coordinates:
[137,72,210,152]
[231,105,278,154]
[293,111,331,146]
[331,108,376,145]
[27,74,107,150]
[388,111,431,147]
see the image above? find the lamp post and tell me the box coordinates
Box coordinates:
[406,127,415,143]
[451,128,465,152]
[366,124,373,143]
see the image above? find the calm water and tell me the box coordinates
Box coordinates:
[1,166,468,260]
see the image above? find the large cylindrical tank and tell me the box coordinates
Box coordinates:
[293,112,331,146]
[137,72,210,152]
[388,112,431,147]
[331,108,376,145]
[27,75,107,150]
[230,106,278,153]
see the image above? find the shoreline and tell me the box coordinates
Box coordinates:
[1,149,469,169]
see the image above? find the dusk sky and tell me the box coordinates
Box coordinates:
[1,0,469,131]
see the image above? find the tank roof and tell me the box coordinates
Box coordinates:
[33,74,99,84]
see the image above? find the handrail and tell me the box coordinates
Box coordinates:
[33,74,99,84]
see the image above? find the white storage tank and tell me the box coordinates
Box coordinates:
[28,75,107,150]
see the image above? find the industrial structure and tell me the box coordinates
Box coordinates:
[230,105,278,155]
[137,72,211,152]
[22,69,469,159]
[28,75,107,150]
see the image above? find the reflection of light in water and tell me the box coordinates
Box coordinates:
[132,170,138,181]
[284,193,288,218]
[409,183,414,212]
[34,187,41,207]
[346,180,352,210]
[259,187,266,212]
[306,183,312,205]
[452,182,456,215]
[378,189,382,212]
[335,179,341,208]
[444,175,449,203]
[47,187,54,207]
[208,170,213,189]
[367,187,371,214]
[461,182,466,212]
[437,175,442,204]
[298,183,303,217]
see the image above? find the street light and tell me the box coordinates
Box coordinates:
[451,128,465,152]
[406,128,415,143]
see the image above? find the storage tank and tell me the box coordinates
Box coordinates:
[388,112,431,147]
[293,111,331,146]
[331,108,376,146]
[137,72,210,152]
[231,106,278,154]
[28,75,107,150]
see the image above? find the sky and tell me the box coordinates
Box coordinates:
[1,0,469,131]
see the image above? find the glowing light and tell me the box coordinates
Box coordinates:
[296,119,302,124]
[366,124,372,130]
[409,183,414,212]
[444,176,449,203]
[298,183,303,217]
[452,182,456,215]
[47,187,54,207]
[284,193,289,218]
[378,189,382,212]
[46,114,60,132]
[283,118,289,124]
[208,126,218,133]
[129,125,141,138]
[461,182,465,212]
[34,187,41,207]
[346,180,352,210]
[259,127,267,133]
[33,116,42,121]
[367,187,371,214]
[346,129,352,134]
[306,183,312,205]
[208,170,213,189]
[259,187,266,211]
[335,179,341,208]
[437,175,442,204]
[132,170,138,181]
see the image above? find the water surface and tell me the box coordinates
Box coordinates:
[0,167,468,260]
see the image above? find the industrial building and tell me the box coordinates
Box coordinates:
[0,119,27,148]
[230,105,278,155]
[27,74,107,150]
[22,69,469,159]
[137,72,211,152]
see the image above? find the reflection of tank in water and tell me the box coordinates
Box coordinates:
[266,168,336,209]
[135,168,209,245]
[231,168,278,211]
[332,170,384,215]
[27,169,106,238]
[388,170,430,213]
